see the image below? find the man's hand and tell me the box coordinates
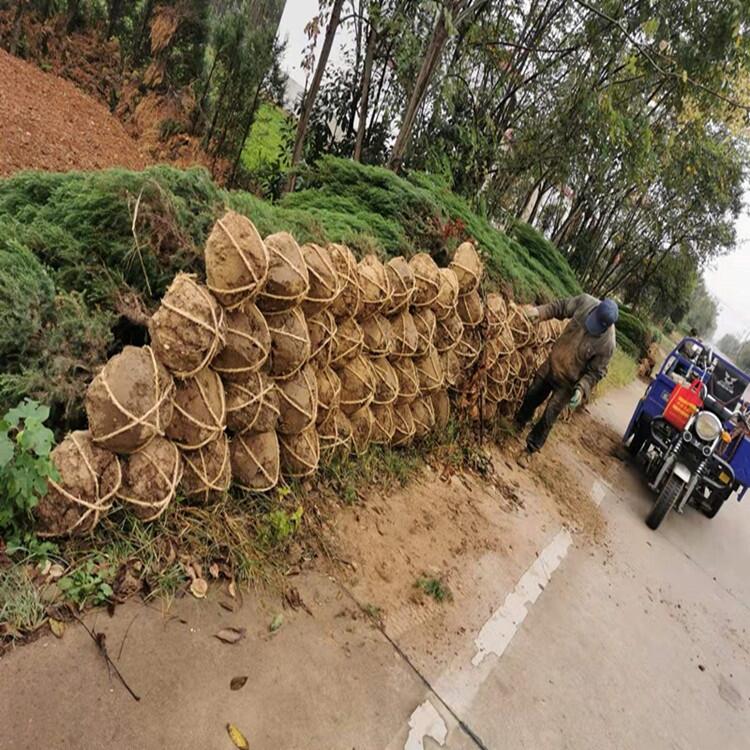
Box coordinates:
[522,305,540,321]
[569,387,583,410]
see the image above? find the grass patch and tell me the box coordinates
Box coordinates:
[0,563,47,635]
[415,575,453,603]
[595,348,638,397]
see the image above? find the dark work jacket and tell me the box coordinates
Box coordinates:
[535,294,616,399]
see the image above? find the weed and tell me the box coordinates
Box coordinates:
[258,505,304,549]
[57,558,114,608]
[415,576,453,603]
[363,603,384,624]
[0,563,47,635]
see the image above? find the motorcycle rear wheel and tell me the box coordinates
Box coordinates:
[646,473,685,530]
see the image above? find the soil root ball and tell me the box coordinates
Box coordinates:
[316,366,342,425]
[457,289,484,328]
[149,273,226,378]
[330,316,364,366]
[349,405,374,455]
[357,255,391,319]
[118,436,182,521]
[485,292,508,337]
[370,355,399,405]
[370,403,396,444]
[225,371,279,434]
[431,389,451,430]
[434,310,464,353]
[388,309,419,358]
[413,307,436,357]
[308,309,337,367]
[211,302,270,382]
[411,396,436,438]
[392,401,416,446]
[450,241,483,294]
[180,433,231,503]
[205,210,269,308]
[361,313,392,357]
[441,349,461,390]
[279,425,320,477]
[276,364,318,435]
[231,431,279,491]
[319,409,352,462]
[415,345,444,393]
[507,302,535,348]
[302,242,341,316]
[391,356,420,402]
[86,345,175,454]
[35,431,121,537]
[385,256,415,314]
[433,268,459,320]
[338,354,375,415]
[328,243,362,320]
[455,328,482,369]
[166,368,226,450]
[266,307,311,379]
[257,232,310,312]
[409,253,441,307]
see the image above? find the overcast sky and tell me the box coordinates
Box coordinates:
[277,4,750,340]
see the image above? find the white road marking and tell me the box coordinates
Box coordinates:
[472,528,572,666]
[403,700,447,750]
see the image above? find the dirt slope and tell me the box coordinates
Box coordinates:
[0,48,148,176]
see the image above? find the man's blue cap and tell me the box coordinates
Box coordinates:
[585,298,619,336]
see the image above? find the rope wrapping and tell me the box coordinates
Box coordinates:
[349,405,374,455]
[266,307,311,380]
[449,241,482,295]
[370,355,400,405]
[276,364,318,435]
[225,371,279,435]
[301,242,342,316]
[180,433,231,503]
[308,309,338,367]
[279,425,320,477]
[409,253,441,308]
[337,354,376,415]
[357,255,392,320]
[433,268,459,320]
[211,302,270,382]
[166,367,226,450]
[257,232,310,313]
[231,431,280,492]
[328,243,362,321]
[385,256,416,314]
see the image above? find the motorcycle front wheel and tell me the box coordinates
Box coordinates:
[646,473,685,530]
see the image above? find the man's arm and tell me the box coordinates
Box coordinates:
[535,294,591,322]
[577,346,613,400]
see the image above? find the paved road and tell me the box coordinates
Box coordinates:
[1,382,749,749]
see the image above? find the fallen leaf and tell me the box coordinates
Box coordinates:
[215,627,246,644]
[230,676,248,691]
[226,723,249,750]
[49,618,65,638]
[190,578,208,599]
[48,563,65,580]
[269,614,283,633]
[228,580,237,599]
[209,562,220,579]
[39,559,51,577]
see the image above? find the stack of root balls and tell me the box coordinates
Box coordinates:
[35,211,564,537]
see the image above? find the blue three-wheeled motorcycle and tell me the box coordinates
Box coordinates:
[624,337,750,529]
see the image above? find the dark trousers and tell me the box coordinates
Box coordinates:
[515,364,574,453]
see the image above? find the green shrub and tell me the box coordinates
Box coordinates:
[617,308,652,358]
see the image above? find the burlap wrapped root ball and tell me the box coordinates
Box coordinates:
[266,307,311,379]
[507,301,535,348]
[166,367,225,450]
[370,403,395,444]
[361,313,392,357]
[330,316,364,366]
[392,401,416,446]
[457,288,484,328]
[415,345,444,393]
[328,243,362,320]
[117,436,182,521]
[301,242,340,316]
[35,431,121,537]
[279,426,320,478]
[231,431,279,492]
[148,273,226,378]
[371,356,399,405]
[225,370,279,434]
[434,268,459,320]
[316,366,341,425]
[358,254,391,319]
[411,396,436,438]
[319,409,352,462]
[338,353,375,415]
[180,433,231,503]
[257,232,310,312]
[86,345,175,454]
[440,349,461,390]
[434,310,463,353]
[389,309,419,358]
[349,405,374,455]
[204,210,269,308]
[454,327,482,369]
[409,253,441,307]
[385,256,415,314]
[211,302,270,382]
[484,292,508,337]
[450,241,483,294]
[392,356,420,402]
[431,389,451,430]
[412,307,436,357]
[276,364,318,435]
[308,309,337,367]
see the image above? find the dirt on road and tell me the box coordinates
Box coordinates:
[0,48,148,176]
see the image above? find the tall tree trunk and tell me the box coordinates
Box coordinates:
[107,0,125,38]
[228,80,264,187]
[285,0,346,193]
[9,0,26,55]
[354,19,377,162]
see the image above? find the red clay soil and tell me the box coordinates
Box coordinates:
[0,48,149,177]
